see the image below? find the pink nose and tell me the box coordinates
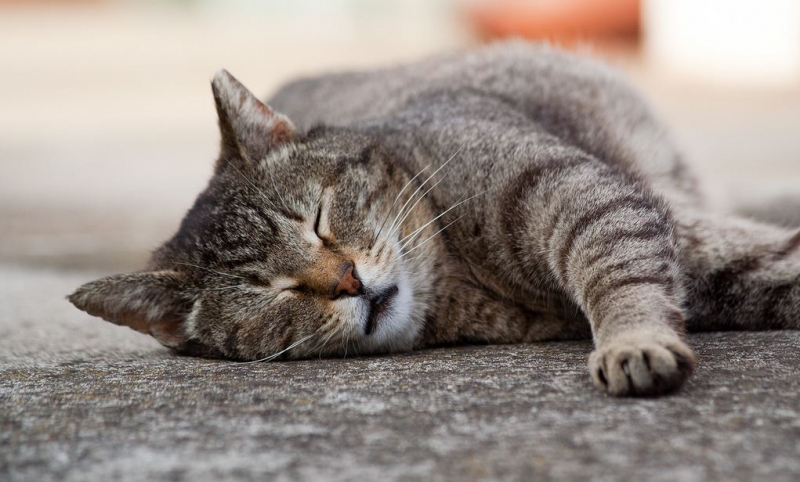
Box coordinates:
[333,264,362,298]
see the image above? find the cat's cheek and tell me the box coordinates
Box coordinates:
[331,297,369,333]
[382,276,420,343]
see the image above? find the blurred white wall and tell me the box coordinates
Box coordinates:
[644,0,800,85]
[1,0,799,271]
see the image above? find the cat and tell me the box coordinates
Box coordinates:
[69,41,800,397]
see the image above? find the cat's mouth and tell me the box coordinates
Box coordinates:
[364,285,399,336]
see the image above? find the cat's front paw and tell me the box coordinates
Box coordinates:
[588,332,695,396]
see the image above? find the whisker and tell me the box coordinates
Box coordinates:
[189,285,244,292]
[386,168,453,241]
[395,191,468,249]
[397,190,489,251]
[173,262,247,280]
[399,215,466,259]
[315,319,343,359]
[316,329,334,359]
[235,333,316,364]
[370,164,431,247]
[384,145,464,240]
[401,250,437,267]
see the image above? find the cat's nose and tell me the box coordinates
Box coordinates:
[332,262,362,299]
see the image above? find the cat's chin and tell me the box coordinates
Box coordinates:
[363,284,400,336]
[356,272,420,354]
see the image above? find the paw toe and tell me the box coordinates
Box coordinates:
[589,336,695,397]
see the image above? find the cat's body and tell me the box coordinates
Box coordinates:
[70,42,800,396]
[269,43,695,347]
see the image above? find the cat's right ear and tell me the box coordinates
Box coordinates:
[211,69,295,170]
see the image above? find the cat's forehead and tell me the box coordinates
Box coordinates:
[246,139,366,186]
[158,188,310,271]
[154,132,385,271]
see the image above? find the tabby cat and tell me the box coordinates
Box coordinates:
[69,42,800,396]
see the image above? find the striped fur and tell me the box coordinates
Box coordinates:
[69,42,799,397]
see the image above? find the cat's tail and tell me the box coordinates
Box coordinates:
[674,208,800,332]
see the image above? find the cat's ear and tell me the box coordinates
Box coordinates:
[68,270,195,349]
[211,69,295,168]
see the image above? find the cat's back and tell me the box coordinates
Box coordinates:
[269,41,638,133]
[271,42,689,204]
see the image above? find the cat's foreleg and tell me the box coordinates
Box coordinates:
[505,156,694,396]
[675,212,800,331]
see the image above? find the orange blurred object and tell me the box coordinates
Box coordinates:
[466,0,640,42]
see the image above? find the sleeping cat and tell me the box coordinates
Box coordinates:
[69,41,800,397]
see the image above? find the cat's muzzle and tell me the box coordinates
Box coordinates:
[364,285,399,336]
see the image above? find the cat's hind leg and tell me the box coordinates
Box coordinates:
[676,213,800,331]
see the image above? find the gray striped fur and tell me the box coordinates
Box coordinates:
[69,42,800,397]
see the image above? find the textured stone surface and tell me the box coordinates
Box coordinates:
[2,265,800,481]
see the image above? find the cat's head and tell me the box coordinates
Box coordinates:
[69,70,443,360]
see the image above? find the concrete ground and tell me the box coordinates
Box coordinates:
[2,4,800,481]
[2,266,800,481]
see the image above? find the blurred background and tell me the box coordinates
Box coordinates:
[2,0,799,274]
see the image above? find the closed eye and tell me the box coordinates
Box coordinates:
[288,284,310,294]
[314,190,334,242]
[313,205,323,238]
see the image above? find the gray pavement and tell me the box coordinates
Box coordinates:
[2,266,800,481]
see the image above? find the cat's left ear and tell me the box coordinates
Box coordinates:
[211,69,295,168]
[68,271,195,349]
